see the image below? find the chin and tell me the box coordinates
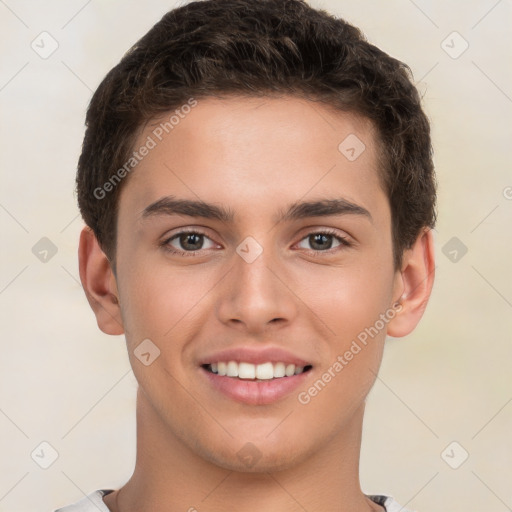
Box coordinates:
[198,438,309,473]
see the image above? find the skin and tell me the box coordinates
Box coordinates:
[79,96,435,512]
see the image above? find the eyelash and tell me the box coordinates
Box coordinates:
[160,228,352,257]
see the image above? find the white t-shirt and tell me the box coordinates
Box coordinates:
[53,489,417,511]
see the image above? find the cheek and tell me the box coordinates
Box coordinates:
[117,260,212,350]
[295,273,392,425]
[117,266,203,402]
[299,262,394,409]
[312,263,395,340]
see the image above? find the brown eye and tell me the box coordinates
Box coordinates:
[162,230,217,255]
[296,230,351,253]
[308,233,334,251]
[175,233,204,251]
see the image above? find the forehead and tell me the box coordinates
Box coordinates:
[118,95,388,226]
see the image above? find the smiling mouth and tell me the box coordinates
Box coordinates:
[201,362,313,380]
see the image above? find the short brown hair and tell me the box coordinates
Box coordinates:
[76,0,436,271]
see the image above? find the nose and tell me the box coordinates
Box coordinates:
[215,238,298,334]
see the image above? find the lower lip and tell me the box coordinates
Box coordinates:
[200,366,312,405]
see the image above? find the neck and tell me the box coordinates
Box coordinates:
[106,388,379,512]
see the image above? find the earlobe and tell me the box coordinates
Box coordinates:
[78,226,124,335]
[387,228,435,338]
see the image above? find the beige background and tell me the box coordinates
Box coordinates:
[1,1,511,511]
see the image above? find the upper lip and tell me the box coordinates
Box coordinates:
[199,346,313,367]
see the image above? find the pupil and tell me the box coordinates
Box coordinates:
[181,233,203,250]
[311,233,331,250]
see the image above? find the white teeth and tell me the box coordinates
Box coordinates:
[206,361,310,379]
[285,364,295,377]
[226,361,238,377]
[238,362,256,379]
[217,362,227,376]
[273,362,286,378]
[255,362,274,380]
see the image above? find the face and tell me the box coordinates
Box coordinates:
[112,96,404,471]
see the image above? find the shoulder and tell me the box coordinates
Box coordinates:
[366,494,418,512]
[52,489,114,512]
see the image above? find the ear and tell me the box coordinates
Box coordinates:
[387,228,435,337]
[78,226,124,335]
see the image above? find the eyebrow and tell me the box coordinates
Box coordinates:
[140,195,372,224]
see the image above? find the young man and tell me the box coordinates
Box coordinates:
[56,0,436,510]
